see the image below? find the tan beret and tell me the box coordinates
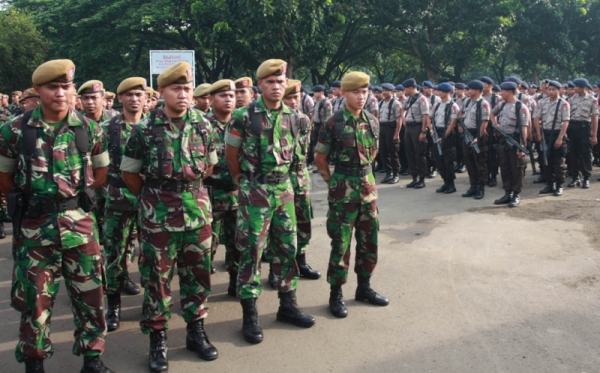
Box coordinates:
[341,71,370,91]
[11,91,22,96]
[284,79,302,97]
[78,80,105,95]
[256,59,287,79]
[209,79,236,95]
[235,77,253,89]
[117,77,147,95]
[152,91,160,99]
[145,87,154,96]
[21,88,39,100]
[32,59,75,85]
[193,83,212,98]
[105,91,115,99]
[157,61,193,88]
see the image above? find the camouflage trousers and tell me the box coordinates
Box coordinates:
[95,197,106,245]
[0,195,6,221]
[211,209,240,274]
[326,201,379,286]
[11,241,106,362]
[138,225,212,333]
[264,194,312,259]
[236,201,299,299]
[104,208,137,295]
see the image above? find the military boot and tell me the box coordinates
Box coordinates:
[186,320,218,361]
[444,181,457,194]
[381,172,392,184]
[123,276,140,296]
[149,330,168,373]
[276,290,316,328]
[80,356,115,373]
[462,185,477,197]
[329,285,348,318]
[268,263,277,289]
[509,193,520,208]
[388,172,400,184]
[582,177,590,189]
[494,190,512,205]
[488,175,497,187]
[406,177,418,188]
[227,271,237,297]
[554,183,563,196]
[105,293,120,332]
[413,177,426,189]
[24,358,44,373]
[567,176,581,187]
[241,298,263,344]
[355,277,389,306]
[539,183,555,194]
[474,185,485,200]
[297,253,321,279]
[0,222,5,239]
[436,181,448,193]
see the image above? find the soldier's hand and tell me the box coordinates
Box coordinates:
[419,133,426,142]
[554,138,562,149]
[393,133,400,142]
[592,136,598,146]
[517,150,525,158]
[436,138,442,144]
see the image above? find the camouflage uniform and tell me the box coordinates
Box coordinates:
[101,114,140,295]
[121,108,217,333]
[0,105,109,362]
[315,107,380,286]
[224,98,300,299]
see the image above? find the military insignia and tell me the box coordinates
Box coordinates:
[67,67,75,81]
[186,68,193,81]
[280,63,287,76]
[92,83,101,92]
[242,79,249,87]
[229,81,236,90]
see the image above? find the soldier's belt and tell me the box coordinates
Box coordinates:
[109,177,128,188]
[290,162,306,172]
[334,164,373,177]
[569,120,590,125]
[380,121,397,127]
[203,177,238,192]
[241,171,289,185]
[145,178,203,192]
[24,196,80,218]
[406,121,421,127]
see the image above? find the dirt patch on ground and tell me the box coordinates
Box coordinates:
[381,218,442,245]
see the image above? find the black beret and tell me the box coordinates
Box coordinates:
[531,84,538,89]
[567,81,575,88]
[481,76,494,85]
[381,83,395,91]
[373,86,383,93]
[437,83,453,93]
[331,80,341,88]
[492,85,500,92]
[368,84,374,90]
[467,80,484,90]
[422,80,434,88]
[402,78,417,88]
[573,78,591,89]
[312,85,325,92]
[547,80,561,89]
[505,76,522,85]
[455,83,466,90]
[521,81,529,89]
[326,89,333,95]
[500,82,517,91]
[395,84,405,91]
[257,88,263,94]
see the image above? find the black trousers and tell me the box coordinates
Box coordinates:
[567,121,593,178]
[433,131,456,181]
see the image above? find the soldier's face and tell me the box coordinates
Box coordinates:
[1,96,8,106]
[395,91,404,99]
[343,87,368,111]
[120,89,145,114]
[332,87,341,97]
[75,97,83,111]
[455,89,464,97]
[82,93,104,115]
[283,92,300,110]
[499,89,513,102]
[422,87,432,96]
[528,88,536,95]
[196,95,211,112]
[11,94,19,104]
[568,87,575,96]
[547,86,559,99]
[151,96,158,108]
[106,98,114,109]
[574,86,585,96]
[405,87,416,96]
[160,83,193,113]
[314,91,324,101]
[212,91,235,114]
[382,90,393,99]
[235,88,252,108]
[258,75,287,104]
[35,82,74,114]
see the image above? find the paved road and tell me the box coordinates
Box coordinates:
[1,169,600,372]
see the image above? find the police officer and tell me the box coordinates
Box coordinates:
[459,80,491,200]
[364,85,379,118]
[235,77,253,109]
[422,81,441,178]
[121,62,219,369]
[533,80,570,197]
[491,82,530,207]
[314,71,388,319]
[331,80,346,112]
[0,59,114,373]
[378,83,403,184]
[308,85,332,171]
[395,84,409,174]
[482,76,500,187]
[431,83,459,194]
[299,86,315,117]
[224,59,315,344]
[402,78,430,189]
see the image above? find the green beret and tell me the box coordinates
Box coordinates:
[117,77,147,95]
[341,71,370,91]
[209,79,236,95]
[78,80,105,95]
[32,59,75,85]
[256,59,287,79]
[284,79,302,97]
[157,61,194,88]
[193,83,212,98]
[235,77,253,89]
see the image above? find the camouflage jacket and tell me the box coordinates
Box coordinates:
[224,97,297,208]
[121,108,218,232]
[106,109,120,118]
[101,114,140,211]
[0,105,109,249]
[315,107,379,204]
[290,111,312,195]
[204,112,238,211]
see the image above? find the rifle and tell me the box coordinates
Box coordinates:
[527,141,538,175]
[491,125,529,154]
[432,130,443,155]
[539,98,563,167]
[457,119,480,154]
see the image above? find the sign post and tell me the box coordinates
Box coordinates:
[149,50,196,88]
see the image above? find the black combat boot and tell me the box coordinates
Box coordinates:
[329,285,348,318]
[413,177,426,189]
[474,185,485,200]
[297,253,321,279]
[582,177,590,189]
[488,175,497,187]
[406,177,418,188]
[388,172,400,184]
[186,320,218,361]
[355,277,389,306]
[149,330,168,373]
[227,271,237,297]
[268,263,277,289]
[567,176,581,187]
[554,183,563,196]
[123,276,140,296]
[24,358,44,373]
[276,290,316,328]
[444,181,457,194]
[241,298,263,343]
[80,356,115,373]
[462,185,477,197]
[381,172,392,184]
[494,190,512,205]
[0,222,5,239]
[539,183,555,194]
[436,181,448,193]
[509,193,520,208]
[105,293,120,332]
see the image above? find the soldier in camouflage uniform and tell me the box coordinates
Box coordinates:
[121,62,219,370]
[103,91,120,118]
[235,77,254,109]
[315,71,389,319]
[224,59,316,345]
[1,94,12,123]
[9,91,22,115]
[203,79,240,296]
[193,84,212,114]
[0,59,113,373]
[101,77,148,333]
